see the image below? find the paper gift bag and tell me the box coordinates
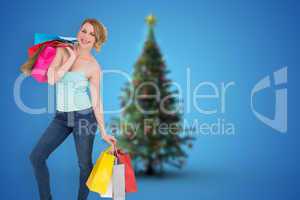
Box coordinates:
[113,162,126,200]
[100,149,126,199]
[28,40,68,58]
[117,151,138,193]
[31,45,56,82]
[86,146,115,195]
[34,33,77,45]
[30,41,70,82]
[34,33,60,45]
[100,178,113,198]
[20,44,46,76]
[21,40,69,77]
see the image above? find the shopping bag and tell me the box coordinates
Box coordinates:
[117,150,138,193]
[31,45,56,82]
[86,146,116,195]
[34,33,59,45]
[21,40,69,77]
[30,40,71,82]
[100,149,126,199]
[20,33,75,77]
[100,178,113,198]
[28,40,66,57]
[34,33,77,45]
[113,161,126,200]
[20,44,46,75]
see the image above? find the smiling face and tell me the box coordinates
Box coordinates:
[77,22,96,51]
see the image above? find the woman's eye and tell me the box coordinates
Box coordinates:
[82,30,87,33]
[90,33,95,37]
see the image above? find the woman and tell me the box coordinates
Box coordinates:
[29,18,117,200]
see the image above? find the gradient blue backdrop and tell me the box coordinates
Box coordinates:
[0,0,299,199]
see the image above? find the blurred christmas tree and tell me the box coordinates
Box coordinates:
[111,14,195,175]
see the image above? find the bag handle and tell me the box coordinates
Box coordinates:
[111,130,119,158]
[104,144,119,157]
[104,130,120,164]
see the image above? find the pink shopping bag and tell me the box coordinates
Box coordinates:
[31,45,56,83]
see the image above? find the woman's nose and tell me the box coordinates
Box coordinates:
[82,34,90,39]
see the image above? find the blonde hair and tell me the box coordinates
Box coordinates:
[80,18,108,52]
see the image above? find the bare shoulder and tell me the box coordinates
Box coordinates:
[88,58,102,79]
[90,58,102,74]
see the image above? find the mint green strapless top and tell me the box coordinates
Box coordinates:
[55,71,92,112]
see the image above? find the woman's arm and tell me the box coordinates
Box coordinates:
[47,47,76,85]
[89,65,117,146]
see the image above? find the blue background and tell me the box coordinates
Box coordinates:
[0,0,299,199]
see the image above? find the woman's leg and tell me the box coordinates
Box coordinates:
[29,116,73,200]
[73,109,97,200]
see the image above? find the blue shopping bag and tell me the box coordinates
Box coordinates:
[34,33,77,45]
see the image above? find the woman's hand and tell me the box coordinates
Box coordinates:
[102,134,117,149]
[47,45,77,85]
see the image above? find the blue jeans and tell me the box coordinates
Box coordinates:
[29,107,98,200]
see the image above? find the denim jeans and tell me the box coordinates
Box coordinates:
[29,107,98,200]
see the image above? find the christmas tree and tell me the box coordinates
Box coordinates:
[111,14,195,175]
